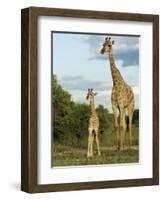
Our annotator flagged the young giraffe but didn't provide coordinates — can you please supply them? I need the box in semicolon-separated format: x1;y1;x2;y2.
86;88;101;158
100;37;135;150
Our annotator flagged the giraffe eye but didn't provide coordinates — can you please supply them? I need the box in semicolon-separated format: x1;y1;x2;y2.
108;44;111;47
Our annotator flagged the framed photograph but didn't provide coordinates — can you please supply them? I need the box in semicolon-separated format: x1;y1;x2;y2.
21;7;159;193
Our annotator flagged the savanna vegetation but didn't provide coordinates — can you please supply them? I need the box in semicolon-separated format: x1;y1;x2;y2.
52;75;139;167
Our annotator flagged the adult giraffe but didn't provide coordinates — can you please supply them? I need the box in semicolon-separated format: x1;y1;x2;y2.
100;37;135;150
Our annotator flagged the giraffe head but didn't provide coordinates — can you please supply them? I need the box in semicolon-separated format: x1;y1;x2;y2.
100;37;115;54
86;88;97;100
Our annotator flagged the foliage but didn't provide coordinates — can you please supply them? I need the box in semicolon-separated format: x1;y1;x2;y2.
53;75;90;146
96;104;110;134
52;75;139;148
53;75;112;147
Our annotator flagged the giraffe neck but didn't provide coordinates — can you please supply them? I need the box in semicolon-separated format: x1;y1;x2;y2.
108;51;124;85
89;99;96;115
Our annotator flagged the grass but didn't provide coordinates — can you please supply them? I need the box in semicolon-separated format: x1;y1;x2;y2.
53;145;139;167
52;126;139;167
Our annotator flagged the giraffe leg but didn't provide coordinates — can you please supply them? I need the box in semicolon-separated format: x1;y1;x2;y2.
95;129;101;156
112;104;119;150
119;109;126;150
128;101;134;148
122;110;126;149
87;129;93;158
90;132;94;157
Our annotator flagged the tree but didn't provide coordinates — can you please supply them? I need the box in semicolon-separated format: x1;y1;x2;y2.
52;75;73;142
52;75;112;147
96;105;110;134
52;75;90;146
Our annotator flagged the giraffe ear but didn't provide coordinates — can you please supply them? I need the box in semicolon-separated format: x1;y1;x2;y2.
112;40;115;45
94;92;98;96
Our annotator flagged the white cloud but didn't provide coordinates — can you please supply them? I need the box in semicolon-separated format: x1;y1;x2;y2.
86;35;139;67
61;76;112;91
68;85;139;113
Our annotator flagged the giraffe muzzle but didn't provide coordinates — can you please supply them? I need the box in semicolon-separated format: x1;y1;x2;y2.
100;48;105;54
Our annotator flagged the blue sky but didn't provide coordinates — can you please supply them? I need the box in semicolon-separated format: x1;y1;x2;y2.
52;32;139;112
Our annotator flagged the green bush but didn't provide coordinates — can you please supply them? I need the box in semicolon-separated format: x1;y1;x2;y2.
52;75;113;147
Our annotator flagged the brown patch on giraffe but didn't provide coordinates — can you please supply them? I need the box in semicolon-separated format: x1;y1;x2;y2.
125;87;128;93
128;93;131;99
117;85;123;93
